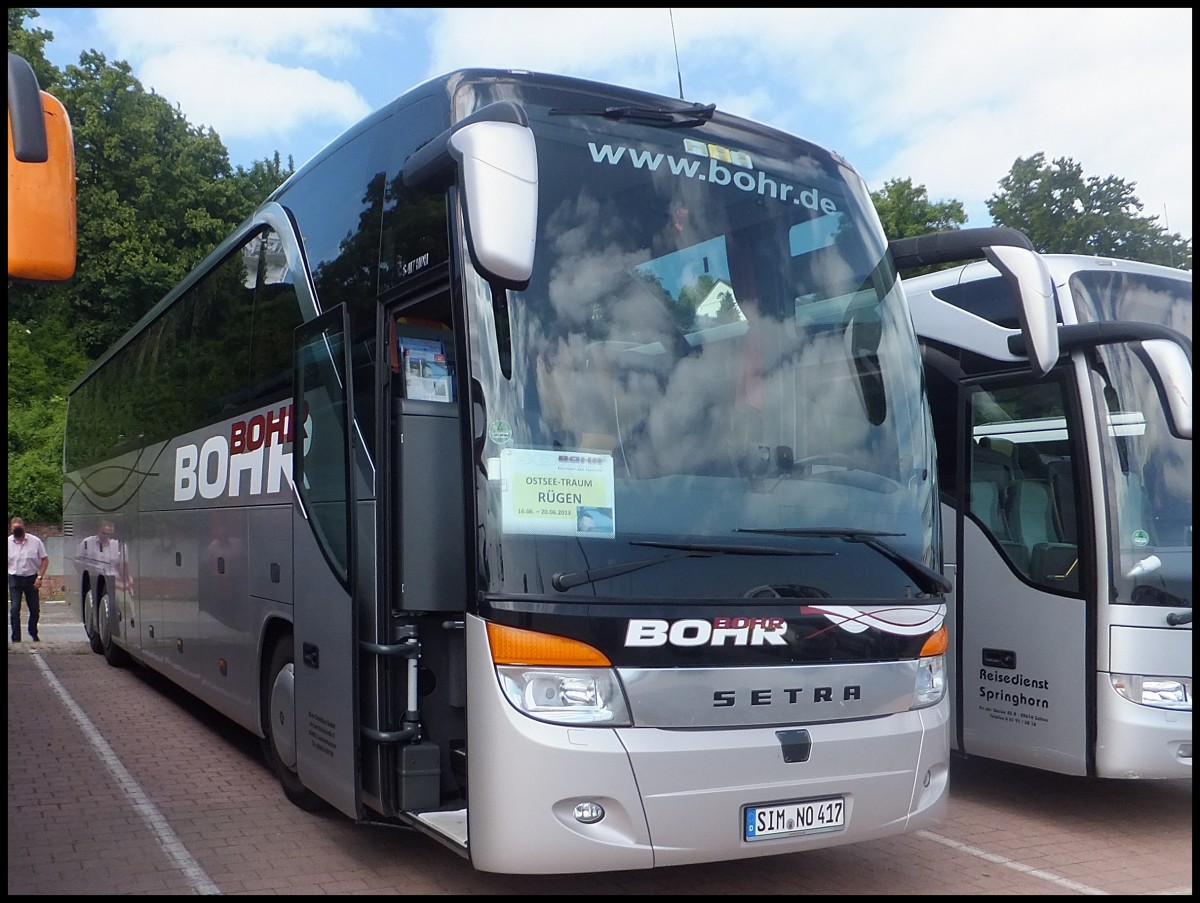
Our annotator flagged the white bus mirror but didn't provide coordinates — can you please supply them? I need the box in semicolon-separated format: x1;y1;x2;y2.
982;244;1059;378
889;227;1058;379
1140;339;1192;440
448;119;538;287
1057;323;1193;442
403;101;539;288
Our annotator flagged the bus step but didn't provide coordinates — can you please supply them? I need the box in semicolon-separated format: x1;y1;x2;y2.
413;807;468;847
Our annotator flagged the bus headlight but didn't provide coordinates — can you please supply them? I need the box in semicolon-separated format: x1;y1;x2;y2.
1110;673;1191;710
911;626;947;709
496;666;632;726
912;654;946;709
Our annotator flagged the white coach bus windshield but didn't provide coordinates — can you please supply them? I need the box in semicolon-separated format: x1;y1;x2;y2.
906;250;1191;780
65;69;963;875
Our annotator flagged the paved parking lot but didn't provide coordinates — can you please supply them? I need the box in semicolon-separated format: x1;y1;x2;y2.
9;600;1192;895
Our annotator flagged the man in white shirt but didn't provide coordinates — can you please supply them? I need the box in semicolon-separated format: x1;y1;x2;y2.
75;520;133;597
8;517;48;642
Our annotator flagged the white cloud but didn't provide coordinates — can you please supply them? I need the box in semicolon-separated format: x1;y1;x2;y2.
851;9;1192;234
425;8;682;82
36;7;1191;238
94;8;379;60
138;48;370;143
423;8;1192;239
87;8;378;160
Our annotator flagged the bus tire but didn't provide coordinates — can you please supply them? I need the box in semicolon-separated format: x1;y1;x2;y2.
97;582;129;667
262;636;325;811
83;581;104;654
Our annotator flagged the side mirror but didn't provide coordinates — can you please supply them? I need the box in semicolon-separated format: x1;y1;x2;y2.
1140;339;1192;440
890;227;1059;377
403;101;538;288
8;52;76;282
982;244;1058;377
1053;322;1192;441
448;119;537;287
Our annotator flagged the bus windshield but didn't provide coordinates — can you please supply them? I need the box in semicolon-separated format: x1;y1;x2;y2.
1071;270;1192;608
468;99;936;602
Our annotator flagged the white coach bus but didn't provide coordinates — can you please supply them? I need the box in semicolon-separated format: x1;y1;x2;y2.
904;248;1191;779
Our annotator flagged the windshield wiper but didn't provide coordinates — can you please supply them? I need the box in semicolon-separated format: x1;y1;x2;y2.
552;539;831;591
735;527;952;596
549;102;716;128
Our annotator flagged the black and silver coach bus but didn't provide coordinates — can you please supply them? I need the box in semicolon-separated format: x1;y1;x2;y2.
64;69;1057;873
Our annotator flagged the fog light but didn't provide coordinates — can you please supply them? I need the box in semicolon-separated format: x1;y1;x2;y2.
573;801;605;824
1110;673;1191;710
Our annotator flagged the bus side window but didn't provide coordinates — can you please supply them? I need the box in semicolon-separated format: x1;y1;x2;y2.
1009;478;1057;550
1009;475;1080;591
247;229;303;408
969;438;1032;573
970;479;1008;538
971;438;1015;523
1045;458;1077;544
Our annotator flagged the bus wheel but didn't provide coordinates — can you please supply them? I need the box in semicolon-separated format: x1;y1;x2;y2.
97;584;129;667
83;583;104;654
262;637;325;811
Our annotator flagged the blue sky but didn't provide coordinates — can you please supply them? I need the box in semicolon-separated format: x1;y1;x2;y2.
32;8;1193;240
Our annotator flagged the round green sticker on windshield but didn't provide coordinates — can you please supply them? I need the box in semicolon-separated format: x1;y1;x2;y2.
1132;529;1150;547
489;420;513;444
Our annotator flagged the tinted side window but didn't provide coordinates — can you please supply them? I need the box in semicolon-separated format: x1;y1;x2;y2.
277;96;447;460
247;230;302;409
933;276;1019;329
969;380;1081;593
190;241;257;422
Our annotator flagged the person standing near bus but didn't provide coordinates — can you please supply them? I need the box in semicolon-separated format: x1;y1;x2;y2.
8;516;48;642
75;520;131;593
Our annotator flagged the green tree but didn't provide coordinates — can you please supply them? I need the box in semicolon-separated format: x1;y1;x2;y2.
44;51;250;356
239;151;297;209
8;318;89;522
7;7;58;90
871;178;969;276
988;153;1191;269
871;177;968;241
7;11;295;522
10;12;295;356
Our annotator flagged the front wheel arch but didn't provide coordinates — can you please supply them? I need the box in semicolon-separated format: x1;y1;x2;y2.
260;631;325;811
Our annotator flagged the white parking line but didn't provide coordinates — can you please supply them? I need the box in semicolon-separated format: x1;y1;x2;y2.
31;652;221;895
917;829;1109;895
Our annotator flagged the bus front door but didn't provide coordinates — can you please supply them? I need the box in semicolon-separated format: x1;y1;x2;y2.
957;377;1092;775
292;307;363;818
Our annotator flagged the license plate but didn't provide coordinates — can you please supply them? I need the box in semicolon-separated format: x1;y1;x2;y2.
743;796;846;841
